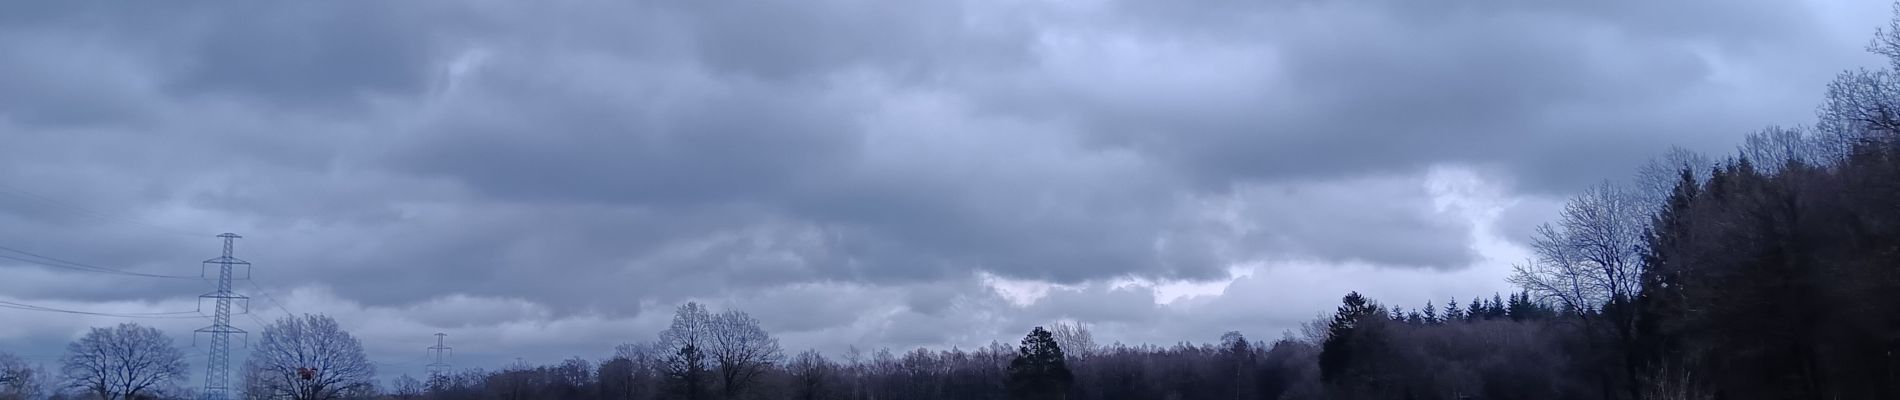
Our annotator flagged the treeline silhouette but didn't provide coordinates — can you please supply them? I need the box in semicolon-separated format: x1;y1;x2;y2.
395;294;1572;400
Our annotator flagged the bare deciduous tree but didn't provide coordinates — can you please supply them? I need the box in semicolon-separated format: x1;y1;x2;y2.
59;323;187;400
243;363;270;400
709;309;783;398
1636;146;1714;210
1511;181;1646;315
1510;180;1651;400
0;352;42;400
660;303;712;360
548;357;592;398
389;374;423;399
1298;312;1334;344
1739;126;1822;172
1049;321;1097;358
247;314;375;400
1511;226;1598;317
660;303;714;400
787;350;835;400
603;342;662;400
1819;8;1900;150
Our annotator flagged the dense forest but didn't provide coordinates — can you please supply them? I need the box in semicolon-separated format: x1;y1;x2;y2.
8;5;1900;400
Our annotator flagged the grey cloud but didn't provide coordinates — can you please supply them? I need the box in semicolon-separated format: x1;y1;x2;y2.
381;38;1233;285
0;34;161;128
969;0;1852;195
0;0;1887;376
1182;174;1480;270
0;1;463;114
1025;285;1163;325
1491;195;1566;247
164;2;447;109
659;0;1034;82
8;0;1818;304
385;57;863;207
728;283;888;334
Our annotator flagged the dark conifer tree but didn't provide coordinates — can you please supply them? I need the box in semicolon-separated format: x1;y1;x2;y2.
1635;167;1699;379
1320;292;1381;383
1007;327;1074;400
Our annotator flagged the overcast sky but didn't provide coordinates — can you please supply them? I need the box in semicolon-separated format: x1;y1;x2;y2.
0;0;1892;383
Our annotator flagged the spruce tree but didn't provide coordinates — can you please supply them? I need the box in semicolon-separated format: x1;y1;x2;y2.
1634;167;1699;378
1488;294;1507;319
1507;290;1550;321
1319;292;1381;383
1007;327;1074;400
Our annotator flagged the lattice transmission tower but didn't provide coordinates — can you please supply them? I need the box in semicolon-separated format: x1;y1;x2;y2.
196;233;250;400
427;332;453;377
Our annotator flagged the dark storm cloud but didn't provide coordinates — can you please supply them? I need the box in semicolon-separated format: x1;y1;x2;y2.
658;0;1034;82
165;3;446;109
0;1;464;114
385;64;863;208
971;0;1851;195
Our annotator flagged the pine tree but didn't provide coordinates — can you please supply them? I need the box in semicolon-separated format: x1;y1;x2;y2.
1444;298;1464;322
1422;301;1439;324
1507;291;1549;321
1634;167;1700;382
1320;292;1382;383
1007;327;1074;400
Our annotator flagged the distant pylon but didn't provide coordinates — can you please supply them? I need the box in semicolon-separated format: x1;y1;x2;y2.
427;333;453;377
196;233;250;400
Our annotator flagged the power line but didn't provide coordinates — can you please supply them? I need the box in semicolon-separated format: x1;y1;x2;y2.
0;300;199;315
0;300;204;319
242;309;274;339
246;279;296;320
1;353;66;361
0;244;196;279
374;354;436;368
0;247;197;279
